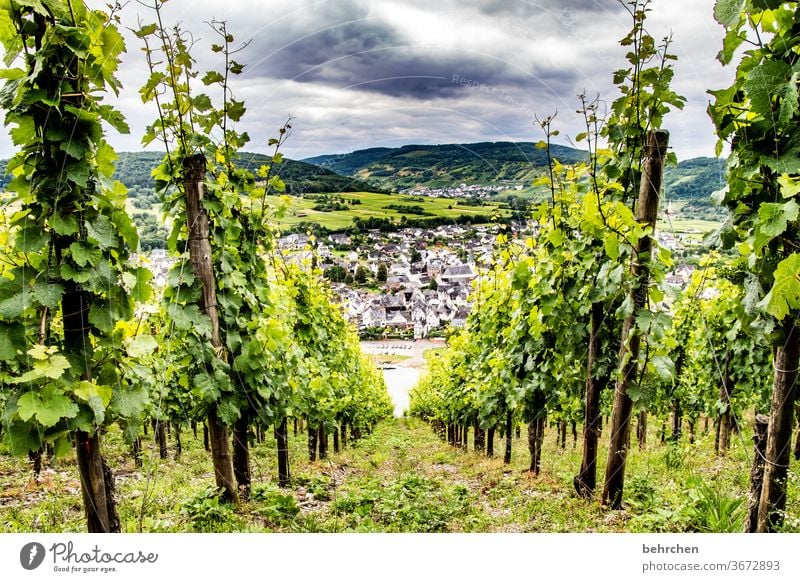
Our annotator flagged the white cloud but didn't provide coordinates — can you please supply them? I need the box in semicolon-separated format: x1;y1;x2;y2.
0;0;734;162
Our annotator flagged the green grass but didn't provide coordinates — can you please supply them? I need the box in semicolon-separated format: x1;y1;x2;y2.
277;192;510;230
0;418;797;532
659;217;722;234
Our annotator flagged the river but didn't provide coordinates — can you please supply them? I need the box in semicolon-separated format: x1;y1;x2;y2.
361;339;442;417
382;367;420;417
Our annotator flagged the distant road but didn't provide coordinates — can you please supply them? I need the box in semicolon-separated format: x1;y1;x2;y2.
360;339;442;369
361;340;443;417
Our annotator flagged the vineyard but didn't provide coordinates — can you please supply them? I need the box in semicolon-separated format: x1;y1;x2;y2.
0;0;799;535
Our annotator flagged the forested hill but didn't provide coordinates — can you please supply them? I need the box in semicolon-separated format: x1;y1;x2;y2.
110;151;382;193
662;156;726;202
303;141;727;201
303;141;587;189
0;149;726;203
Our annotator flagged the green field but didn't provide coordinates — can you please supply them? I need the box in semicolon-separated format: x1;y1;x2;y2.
658;217;721;234
277;192;510;230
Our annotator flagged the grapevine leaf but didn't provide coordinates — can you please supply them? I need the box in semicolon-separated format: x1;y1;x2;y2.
109;383;149;420
86;215;116;249
69;242;102;267
0;292;30;318
32;282;64;309
134;23;158;38
18;387;79;427
744;60;790;118
201;71;224;85
73;381;112;407
779;174;800;199
49;212;79;235
761;253;800;320
0;322;24;361
125;334;158;358
4;421;42;455
754;200;799;253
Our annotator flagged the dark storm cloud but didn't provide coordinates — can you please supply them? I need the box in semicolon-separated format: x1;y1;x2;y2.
245;2;581;100
0;0;728;161
474;0;611;15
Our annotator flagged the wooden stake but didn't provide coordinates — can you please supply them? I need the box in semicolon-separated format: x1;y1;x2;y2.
183;154;239;505
602;130;669;509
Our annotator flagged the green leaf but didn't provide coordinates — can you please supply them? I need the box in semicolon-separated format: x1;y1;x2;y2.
61;262;93;284
130;267;153;303
69;242;102;267
0;292;30;319
44;357;71;379
0;322;24;361
32;282;64;309
14;353;70;383
14;225;49;253
4;421;42;455
604;235;620;260
110;383;148;420
73;381;111;425
713;0;744;28
88;302;116;334
125;334;158;358
73;381;112;407
194;371;222;402
86;215;116;249
60;136;89;159
51;435;72;459
227;99;245;122
49;212;78;235
17;387;79;428
761;253;800;320
512;261;531;290
97;104;130;134
134;23;158;38
779;174;800;199
754;200;798;254
202;71;224;85
744;60;791;118
193;94;213;112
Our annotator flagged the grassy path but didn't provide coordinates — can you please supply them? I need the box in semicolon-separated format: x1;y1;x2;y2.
3;416;795;532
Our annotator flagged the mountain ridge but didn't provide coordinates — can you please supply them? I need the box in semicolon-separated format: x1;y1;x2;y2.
302;141;726;201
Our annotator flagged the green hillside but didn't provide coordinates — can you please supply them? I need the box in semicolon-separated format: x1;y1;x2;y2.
0;147;728;241
304;141;587;189
303;142;728;214
112;151;382;193
280;191;511;233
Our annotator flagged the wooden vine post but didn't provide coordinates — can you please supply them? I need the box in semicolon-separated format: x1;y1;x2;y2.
757;321;799;531
276;418;291;487
745;414;769;532
64;278;120;533
183;154;239;504
602;129;669;509
574;301;608;496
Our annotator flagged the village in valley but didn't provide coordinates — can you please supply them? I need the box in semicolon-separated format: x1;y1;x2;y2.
268;219;704;340
142;216;703;341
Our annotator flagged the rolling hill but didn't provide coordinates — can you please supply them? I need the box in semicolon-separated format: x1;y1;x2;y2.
303;142;727;207
304;141;587;189
111;151;382;194
0;151;382;194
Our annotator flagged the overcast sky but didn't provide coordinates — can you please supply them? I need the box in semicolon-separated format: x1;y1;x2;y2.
0;0;732;161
